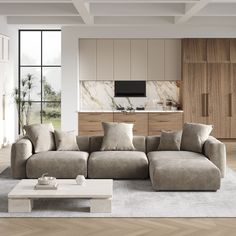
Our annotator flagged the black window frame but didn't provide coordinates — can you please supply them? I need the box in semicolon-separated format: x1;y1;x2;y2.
18;29;61;134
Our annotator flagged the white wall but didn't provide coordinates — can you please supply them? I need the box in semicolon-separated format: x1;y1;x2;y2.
0;16;15;146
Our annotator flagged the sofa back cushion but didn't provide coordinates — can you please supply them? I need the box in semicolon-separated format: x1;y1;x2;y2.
181;122;213;153
24;123;55;153
146;136;161;153
76;136;90;152
90;136;146;153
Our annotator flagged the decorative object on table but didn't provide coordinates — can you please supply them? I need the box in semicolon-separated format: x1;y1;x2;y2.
37;173;56;185
76;175;86;185
35;173;58;190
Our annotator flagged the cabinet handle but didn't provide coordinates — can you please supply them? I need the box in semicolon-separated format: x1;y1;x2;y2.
202;94;206;117
206;93;209;117
229;93;232;117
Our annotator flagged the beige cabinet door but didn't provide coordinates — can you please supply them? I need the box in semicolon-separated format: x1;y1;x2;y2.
165;39;181;81
97;39;114;81
131;39;147;81
79;39;96;81
147;39;164;80
114;39;131;80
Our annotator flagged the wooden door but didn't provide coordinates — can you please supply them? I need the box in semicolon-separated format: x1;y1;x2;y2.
207;63;231;138
183;63;207;124
131;39;147;80
114;39;131;80
97;39;114;80
147;39;164;80
79;39;96;81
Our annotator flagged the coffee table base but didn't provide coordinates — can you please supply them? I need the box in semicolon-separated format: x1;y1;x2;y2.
8;198;33;213
90;198;112;213
8;198;112;213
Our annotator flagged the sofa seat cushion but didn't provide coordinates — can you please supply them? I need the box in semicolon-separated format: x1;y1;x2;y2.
26;151;88;178
88;151;148;179
148;151;221;191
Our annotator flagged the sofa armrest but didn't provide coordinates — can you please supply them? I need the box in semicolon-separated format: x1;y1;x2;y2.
11;138;33;179
203;136;226;178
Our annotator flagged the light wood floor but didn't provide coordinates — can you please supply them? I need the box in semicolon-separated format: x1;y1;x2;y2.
0;143;236;236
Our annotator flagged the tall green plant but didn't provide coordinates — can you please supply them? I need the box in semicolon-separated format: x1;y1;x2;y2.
13;74;34;134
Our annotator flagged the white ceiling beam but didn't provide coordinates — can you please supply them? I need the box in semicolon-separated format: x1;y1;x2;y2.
7;15;84;24
85;0;197;2
0;3;78;16
72;0;94;24
0;0;71;2
90;3;185;16
197;3;236;16
175;0;212;24
95;16;174;24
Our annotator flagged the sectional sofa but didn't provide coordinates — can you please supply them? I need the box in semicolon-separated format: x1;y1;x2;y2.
11;135;226;191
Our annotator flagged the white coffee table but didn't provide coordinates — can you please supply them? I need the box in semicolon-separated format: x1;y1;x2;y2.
8;179;113;213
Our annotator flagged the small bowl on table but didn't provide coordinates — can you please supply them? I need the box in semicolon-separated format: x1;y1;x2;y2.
38;174;56;185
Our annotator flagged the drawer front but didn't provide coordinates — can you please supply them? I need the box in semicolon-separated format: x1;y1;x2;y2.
114;113;148;135
78;112;113;135
148;112;183;135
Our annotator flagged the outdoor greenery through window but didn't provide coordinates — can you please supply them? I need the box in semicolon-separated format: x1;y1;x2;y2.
18;30;61;133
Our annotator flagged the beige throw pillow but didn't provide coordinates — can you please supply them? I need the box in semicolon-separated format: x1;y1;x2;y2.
181;122;213;153
24;123;55;153
101;122;135;151
54;130;79;151
158;131;182;151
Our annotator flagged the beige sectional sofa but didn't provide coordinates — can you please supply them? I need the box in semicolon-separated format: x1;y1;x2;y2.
11;135;226;191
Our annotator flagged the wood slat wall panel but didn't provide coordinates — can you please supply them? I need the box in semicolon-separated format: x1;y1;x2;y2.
207;39;230;63
182;39;207;63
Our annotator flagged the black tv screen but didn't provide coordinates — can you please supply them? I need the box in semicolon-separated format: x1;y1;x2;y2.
115;81;146;97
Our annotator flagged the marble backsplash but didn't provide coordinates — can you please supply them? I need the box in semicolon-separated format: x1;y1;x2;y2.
80;81;180;111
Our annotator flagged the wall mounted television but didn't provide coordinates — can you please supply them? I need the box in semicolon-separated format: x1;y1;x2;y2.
114;81;146;97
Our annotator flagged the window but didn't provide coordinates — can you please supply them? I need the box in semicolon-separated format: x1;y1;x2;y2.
19;30;61;132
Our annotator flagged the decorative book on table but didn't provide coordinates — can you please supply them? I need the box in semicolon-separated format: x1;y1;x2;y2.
34;183;58;190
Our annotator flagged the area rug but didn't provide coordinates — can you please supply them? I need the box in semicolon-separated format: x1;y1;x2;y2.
1;167;236;217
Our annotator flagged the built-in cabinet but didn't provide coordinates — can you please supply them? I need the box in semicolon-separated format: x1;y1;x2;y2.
183;38;236;138
79;39;181;81
0;34;9;62
78;112;183;136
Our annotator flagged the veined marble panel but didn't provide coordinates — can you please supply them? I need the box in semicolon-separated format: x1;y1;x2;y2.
80;81;180;111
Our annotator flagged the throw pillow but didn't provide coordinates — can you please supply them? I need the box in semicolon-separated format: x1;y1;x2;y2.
158;130;182;151
24;123;55;153
54;130;79;151
181;122;213;153
101;122;135;151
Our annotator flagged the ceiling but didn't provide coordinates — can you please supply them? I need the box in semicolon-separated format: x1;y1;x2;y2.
1;0;236;26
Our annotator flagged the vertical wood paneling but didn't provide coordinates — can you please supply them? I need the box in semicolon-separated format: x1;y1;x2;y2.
207;63;231;138
183;63;207;124
231;64;236;138
182;39;207;63
230;39;236;63
207;39;230;63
